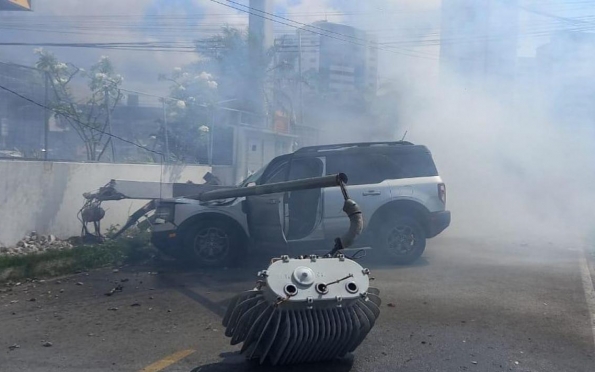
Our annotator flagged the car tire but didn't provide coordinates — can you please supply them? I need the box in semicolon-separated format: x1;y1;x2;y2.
182;220;243;268
374;215;426;265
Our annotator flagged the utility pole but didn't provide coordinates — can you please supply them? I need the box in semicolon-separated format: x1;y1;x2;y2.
208;106;215;166
298;29;303;125
162;101;169;163
104;87;115;162
43;71;49;160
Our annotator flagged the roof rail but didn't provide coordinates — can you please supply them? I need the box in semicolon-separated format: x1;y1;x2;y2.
295;141;415;154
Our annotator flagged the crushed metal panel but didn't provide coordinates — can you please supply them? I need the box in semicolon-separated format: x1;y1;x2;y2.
91;180;222;200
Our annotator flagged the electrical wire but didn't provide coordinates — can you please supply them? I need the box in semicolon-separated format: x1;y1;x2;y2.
0;83;164;157
207;0;438;60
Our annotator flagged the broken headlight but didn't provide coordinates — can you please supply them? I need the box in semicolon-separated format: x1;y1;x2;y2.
154;203;175;224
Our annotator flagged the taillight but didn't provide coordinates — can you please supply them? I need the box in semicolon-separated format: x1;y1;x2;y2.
438;183;446;204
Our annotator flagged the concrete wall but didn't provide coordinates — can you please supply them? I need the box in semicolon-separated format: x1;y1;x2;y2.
0;160;210;246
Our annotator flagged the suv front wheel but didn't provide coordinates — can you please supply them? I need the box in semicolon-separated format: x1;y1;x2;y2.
182;220;243;268
374;216;426;265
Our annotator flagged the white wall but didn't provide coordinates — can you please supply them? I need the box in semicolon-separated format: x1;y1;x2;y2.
0;160;210;246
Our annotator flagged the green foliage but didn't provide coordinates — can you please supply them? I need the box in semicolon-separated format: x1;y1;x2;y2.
0;226;154;281
34;49;124;161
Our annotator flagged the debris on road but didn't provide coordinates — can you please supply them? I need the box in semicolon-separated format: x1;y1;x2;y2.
104;284;123;296
131;302;141;307
8;344;20;350
0;232;73;257
42;341;53;347
107;307;118;311
76;282;84;286
471;361;478;365
112;269;119;273
387;302;396;307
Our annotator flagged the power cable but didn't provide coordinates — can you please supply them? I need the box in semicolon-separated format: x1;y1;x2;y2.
207;0;438;60
0;83;164;157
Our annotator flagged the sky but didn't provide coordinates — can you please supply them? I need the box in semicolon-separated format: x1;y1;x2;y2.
1;0;594;93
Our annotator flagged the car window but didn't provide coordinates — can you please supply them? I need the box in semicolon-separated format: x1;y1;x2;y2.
325;151;438;184
259;159;289;184
394;152;439;178
326;153;396;185
288;157;324;181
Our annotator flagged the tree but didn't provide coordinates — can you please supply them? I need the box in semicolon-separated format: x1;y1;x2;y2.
154;67;219;163
35;49;123;161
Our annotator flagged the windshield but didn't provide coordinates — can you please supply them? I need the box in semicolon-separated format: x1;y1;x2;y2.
237;163;267;187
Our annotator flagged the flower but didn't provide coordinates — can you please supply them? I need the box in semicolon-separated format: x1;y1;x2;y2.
176;100;186;109
198;71;212;81
199;125;210;133
207;80;218;89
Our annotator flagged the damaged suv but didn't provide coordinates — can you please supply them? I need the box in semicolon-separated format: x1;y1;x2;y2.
151;141;450;267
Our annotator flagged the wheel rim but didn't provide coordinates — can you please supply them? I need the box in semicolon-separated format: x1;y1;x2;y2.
387;225;417;256
193;227;230;264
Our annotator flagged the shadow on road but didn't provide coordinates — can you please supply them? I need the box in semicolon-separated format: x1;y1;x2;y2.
189;352;355;372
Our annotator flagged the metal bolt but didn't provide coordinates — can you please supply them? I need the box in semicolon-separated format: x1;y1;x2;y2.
281;255;290;262
362;268;370;275
257;270;269;277
338;254;345;261
310;254;317;262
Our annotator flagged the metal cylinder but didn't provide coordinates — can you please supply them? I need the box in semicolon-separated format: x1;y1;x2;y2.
222;255;381;365
198;173;348;202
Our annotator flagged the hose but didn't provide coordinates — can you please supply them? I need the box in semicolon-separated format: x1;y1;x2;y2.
339;199;363;249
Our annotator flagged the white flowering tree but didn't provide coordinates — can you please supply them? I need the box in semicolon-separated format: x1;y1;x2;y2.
156;67;218;163
35;49;123;161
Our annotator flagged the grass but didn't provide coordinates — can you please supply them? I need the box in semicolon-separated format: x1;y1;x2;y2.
0;227;156;282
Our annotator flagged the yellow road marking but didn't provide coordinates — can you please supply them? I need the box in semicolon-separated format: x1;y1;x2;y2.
139;349;196;372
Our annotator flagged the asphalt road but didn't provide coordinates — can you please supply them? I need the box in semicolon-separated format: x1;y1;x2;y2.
1;235;594;372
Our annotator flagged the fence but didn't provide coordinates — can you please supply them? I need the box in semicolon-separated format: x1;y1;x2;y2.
0;159;211;247
0;61;50;159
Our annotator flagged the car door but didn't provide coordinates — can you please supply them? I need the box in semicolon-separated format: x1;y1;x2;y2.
322;152;394;245
245;155;290;247
285;156;325;241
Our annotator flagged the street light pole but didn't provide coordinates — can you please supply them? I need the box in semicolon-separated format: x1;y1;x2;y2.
163;101;169;163
43;71;49;160
208;106;214;166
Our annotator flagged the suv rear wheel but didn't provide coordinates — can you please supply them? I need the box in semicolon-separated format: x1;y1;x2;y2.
374;215;426;264
182;220;243;268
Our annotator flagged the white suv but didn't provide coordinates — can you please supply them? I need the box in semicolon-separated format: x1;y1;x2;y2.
151;141;450;267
